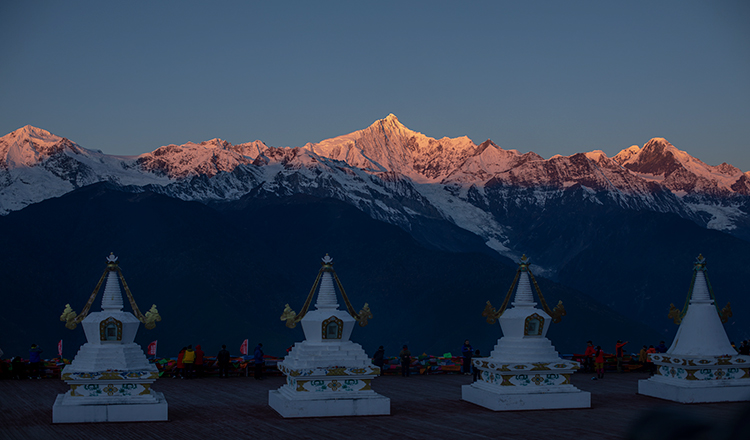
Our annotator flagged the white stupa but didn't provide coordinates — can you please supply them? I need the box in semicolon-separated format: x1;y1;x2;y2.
639;254;750;403
53;253;167;423
462;255;590;411
268;254;390;418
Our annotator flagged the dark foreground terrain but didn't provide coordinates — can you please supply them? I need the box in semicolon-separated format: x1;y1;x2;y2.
1;372;748;440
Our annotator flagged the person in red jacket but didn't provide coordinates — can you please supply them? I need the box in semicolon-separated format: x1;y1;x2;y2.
615;340;629;373
583;341;596;373
194;345;205;378
175;347;186;379
594;346;605;379
646;345;657;375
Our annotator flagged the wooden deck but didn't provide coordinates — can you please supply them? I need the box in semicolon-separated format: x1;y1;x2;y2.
0;372;747;439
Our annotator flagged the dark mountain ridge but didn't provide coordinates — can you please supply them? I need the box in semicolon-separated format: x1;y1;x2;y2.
0;183;662;360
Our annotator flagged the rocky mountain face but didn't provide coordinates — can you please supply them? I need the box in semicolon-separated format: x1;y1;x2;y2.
2;116;749;267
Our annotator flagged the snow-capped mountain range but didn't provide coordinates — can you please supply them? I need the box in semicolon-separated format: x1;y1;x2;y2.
3;115;749;265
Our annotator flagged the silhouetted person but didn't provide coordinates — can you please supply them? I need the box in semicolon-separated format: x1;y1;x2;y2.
615;340;629;373
399;345;411;377
594;346;605;379
183;345;195;379
639;345;648;370
646;345;657;375
194;344;205;378
217;345;230;378
373;346;386;376
472;349;481;382
175;347;186;378
254;343;264;380
583;341;596;373
28;344;43;379
462;340;473;375
655;340;668;353
11;356;25;380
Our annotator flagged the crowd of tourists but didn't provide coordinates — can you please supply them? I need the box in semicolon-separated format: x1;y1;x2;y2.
579;339;671;379
171;343;265;380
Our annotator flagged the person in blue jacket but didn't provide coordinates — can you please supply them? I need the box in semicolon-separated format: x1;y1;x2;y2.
655;341;668;353
254;343;264;380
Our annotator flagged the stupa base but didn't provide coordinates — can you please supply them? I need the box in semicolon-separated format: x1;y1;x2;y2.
268;388;390;418
52;391;168;423
638;377;750;403
461;382;591;411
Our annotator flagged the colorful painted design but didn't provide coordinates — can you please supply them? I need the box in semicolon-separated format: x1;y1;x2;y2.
286;377;372;393
480;371;569;387
70;382;149;398
62;370;158;381
279;365;378;377
473;361;578;373
657;365;748;381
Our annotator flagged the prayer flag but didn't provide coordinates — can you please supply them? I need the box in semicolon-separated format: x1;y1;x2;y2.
240;339;248;355
147;340;158;356
58;339;63;358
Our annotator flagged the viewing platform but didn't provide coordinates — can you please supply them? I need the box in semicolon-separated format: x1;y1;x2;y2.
1;372;747;439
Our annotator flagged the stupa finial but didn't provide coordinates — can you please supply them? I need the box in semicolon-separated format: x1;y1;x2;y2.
694;254;706;270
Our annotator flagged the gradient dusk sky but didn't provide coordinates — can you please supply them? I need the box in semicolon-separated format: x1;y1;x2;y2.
1;1;749;169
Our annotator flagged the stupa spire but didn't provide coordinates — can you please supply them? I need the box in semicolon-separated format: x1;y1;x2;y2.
101;254;124;311
668;254;731;325
690;254;712;304
314;255;340;310
512;255;536;306
101;272;124;311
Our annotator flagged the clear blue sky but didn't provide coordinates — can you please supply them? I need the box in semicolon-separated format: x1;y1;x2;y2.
2;1;749;170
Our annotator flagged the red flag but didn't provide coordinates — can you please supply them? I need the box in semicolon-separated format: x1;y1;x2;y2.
58;340;63;358
147;340;158;356
240;339;248;355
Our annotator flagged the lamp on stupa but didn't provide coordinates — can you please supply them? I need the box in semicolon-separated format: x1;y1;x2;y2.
462;254;591;411
52;253;167;423
269;254;390;418
638;254;750;403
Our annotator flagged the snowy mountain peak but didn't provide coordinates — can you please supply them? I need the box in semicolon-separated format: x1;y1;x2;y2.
14;125;58;140
616;137;690;176
136;138;260;179
584;150;609;162
199;138;232;149
612;137;746;195
613;145;640;164
302;115;481;183
0;125;77;168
